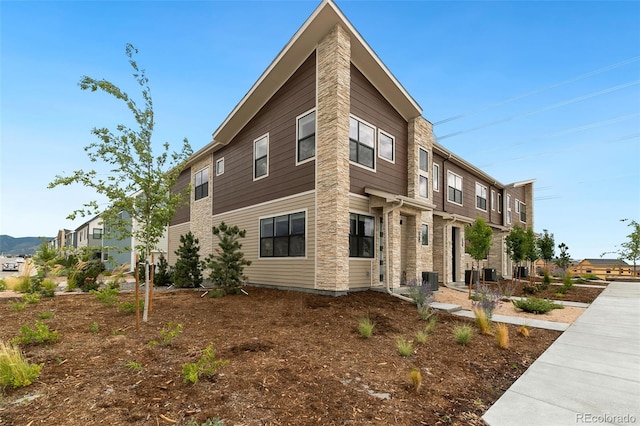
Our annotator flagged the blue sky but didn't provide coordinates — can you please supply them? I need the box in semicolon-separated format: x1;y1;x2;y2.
1;0;638;261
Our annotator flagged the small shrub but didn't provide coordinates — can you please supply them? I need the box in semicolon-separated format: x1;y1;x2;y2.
496;279;517;298
182;344;228;384
415;329;429;344
0;279;7;291
186;419;224;426
207;288;225;299
9;301;27;312
90;286;119;307
512;297;563;314
517;324;530;337
0;341;42;390
16;276;32;293
472;306;493;335
40;279;57;297
358;317;375;338
496;323;509;349
90;322;100;334
581;273;600;281
22;293;41;305
126;361;142;371
117;300;144;314
159;322;183;346
11;321;59;345
38;311;54;320
522;285;538;295
396;337;413;357
409;368;422;392
472;282;501;319
453;324;473;345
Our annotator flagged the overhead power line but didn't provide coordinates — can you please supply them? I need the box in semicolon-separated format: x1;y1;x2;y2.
437;80;640;141
433;56;640;126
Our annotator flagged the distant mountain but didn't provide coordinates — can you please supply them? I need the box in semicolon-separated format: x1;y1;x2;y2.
0;235;51;255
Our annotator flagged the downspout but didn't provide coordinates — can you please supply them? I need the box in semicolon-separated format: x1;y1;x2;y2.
384;200;414;303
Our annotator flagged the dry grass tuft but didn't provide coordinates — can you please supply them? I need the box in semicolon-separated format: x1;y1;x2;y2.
496;323;510;349
409;368;422;392
473;306;493;335
518;324;530;337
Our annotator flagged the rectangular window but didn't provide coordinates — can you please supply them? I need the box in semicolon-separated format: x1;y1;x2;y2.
515;199;521;214
507;194;512;224
419;148;428;172
476;183;487;211
418;148;429;198
447;171;463;205
491;190;496;211
260;212;305;257
92;229;103;239
254;134;269;180
497;193;503;213
433;163;440;192
194;167;209;200
349;213;375;258
421;224;428;246
520;202;527;222
349;116;375;169
215;158;224;176
378;130;394;163
297;110;315;163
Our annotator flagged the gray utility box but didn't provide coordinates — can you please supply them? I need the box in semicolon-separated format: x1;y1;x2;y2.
421;271;439;291
484;268;498;282
465;270;479;286
516;266;529;278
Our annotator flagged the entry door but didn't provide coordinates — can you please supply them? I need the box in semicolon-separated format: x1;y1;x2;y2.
452;226;459;282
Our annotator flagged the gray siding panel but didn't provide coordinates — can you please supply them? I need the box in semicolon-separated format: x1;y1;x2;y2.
170;167;191;226
213;53;317;215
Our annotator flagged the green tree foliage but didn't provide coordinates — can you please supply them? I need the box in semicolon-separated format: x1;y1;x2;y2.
205;223;252;295
506;225;527;281
48;44;192;321
555;242;571;272
154;254;172;287
604;219;640;274
33;240;60;278
466;218;493;287
536;229;555;271
524;227;538;285
173;232;203;289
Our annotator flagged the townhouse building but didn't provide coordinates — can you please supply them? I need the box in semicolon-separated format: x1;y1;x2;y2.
168;0;534;294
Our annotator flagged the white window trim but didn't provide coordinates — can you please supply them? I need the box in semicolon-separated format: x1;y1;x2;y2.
497;193;503;213
349;114;377;172
215;157;224;176
253;133;269;181
433;163;440;192
491;190;496;211
515;199;521;213
377;129;395;164
418;147;429;198
507;194;512;224
295;108;316;166
475;182;488;212
447;170;463;206
194;166;210;201
258;208;308;260
519;201;527;222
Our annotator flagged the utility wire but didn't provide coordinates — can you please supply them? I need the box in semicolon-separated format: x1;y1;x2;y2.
437;80;640;140
433;56;640;126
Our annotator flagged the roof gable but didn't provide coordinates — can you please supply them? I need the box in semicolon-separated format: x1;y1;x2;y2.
207;0;422;154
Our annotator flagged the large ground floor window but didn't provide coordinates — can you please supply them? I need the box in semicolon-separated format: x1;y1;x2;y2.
349;213;375;258
260;212;305;257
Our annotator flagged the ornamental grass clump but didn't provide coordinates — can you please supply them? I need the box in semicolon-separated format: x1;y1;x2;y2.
357;317;375;338
518;324;530;337
453;324;473;345
409;368;422;392
495;323;509;349
0;341;42;390
472;306;493;336
396;337;414;357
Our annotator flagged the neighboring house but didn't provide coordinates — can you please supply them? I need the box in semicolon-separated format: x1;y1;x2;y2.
168;0;534;294
570;258;638;280
75;214;103;259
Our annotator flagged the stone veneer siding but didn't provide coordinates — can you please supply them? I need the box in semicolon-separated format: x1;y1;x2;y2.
315;24;351;292
407;117;435;200
190;155;214;267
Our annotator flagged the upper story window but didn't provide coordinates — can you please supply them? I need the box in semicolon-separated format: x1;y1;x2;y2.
497;193;503;213
419;148;429;198
507;194;512;224
476;183;488;211
215;158;224;176
260;212;306;257
349;116;375;169
519;202;527;222
378;130;394;163
297;110;315;163
491;190;496;211
349;213;375;258
447;171;463;205
433;163;440;192
92;228;103;239
254;134;269;180
194;167;209;200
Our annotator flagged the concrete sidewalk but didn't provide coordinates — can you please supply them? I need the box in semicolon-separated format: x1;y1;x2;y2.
483;281;640;426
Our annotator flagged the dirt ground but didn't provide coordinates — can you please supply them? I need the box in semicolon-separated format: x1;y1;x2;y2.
0;283;601;426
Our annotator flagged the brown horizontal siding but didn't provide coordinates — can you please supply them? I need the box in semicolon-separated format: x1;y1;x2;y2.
506;185;527;226
213;52;316;215
349;64;408;196
170;167;191;226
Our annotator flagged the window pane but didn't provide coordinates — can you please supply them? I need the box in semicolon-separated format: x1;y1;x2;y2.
379;133;393;161
349;139;358;162
363;216;374;237
216;159;224;175
255;157;267;178
195;171;202;186
359;144;374;168
274;237;289;256
202;167;209;184
421;224;428;245
289;235;305;256
298;136;315;162
275;215;289;236
299;112;315;139
255;138;267;158
290;212;305;235
419;149;428;172
360;236;374;258
349;235;358;257
419;175;428;198
349;117;358;140
350;214;357;235
433;164;439;190
260;218;274;238
360;123;374;147
260;238;273;257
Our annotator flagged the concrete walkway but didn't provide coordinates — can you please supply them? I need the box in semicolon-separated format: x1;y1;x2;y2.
483;281;640;426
